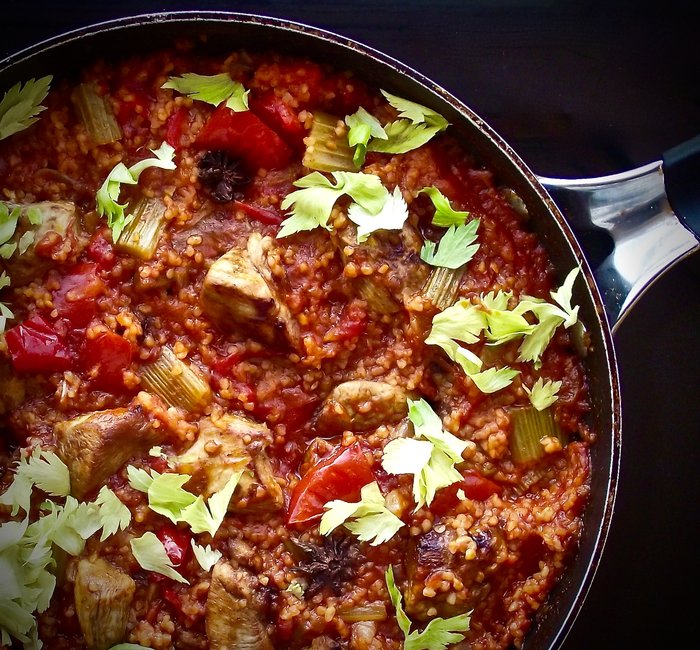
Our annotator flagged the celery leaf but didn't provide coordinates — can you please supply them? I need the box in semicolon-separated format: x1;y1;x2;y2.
420;220;480;269
162;73;249;111
418;186;470;227
347;185;408;243
525;377;562;411
131;532;189;584
94;486;131;541
0;76;52;141
345;106;387;167
190;540;222;572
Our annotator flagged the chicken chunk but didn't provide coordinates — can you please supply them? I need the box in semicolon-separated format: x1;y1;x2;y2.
206;562;274;650
74;557;135;650
54;400;165;500
177;414;283;513
316;380;409;432
0;201;82;286
201;233;299;347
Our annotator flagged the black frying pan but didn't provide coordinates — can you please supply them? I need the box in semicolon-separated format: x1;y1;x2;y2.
1;12;697;650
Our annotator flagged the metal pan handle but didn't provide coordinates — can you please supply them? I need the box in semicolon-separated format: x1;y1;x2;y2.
538;136;700;331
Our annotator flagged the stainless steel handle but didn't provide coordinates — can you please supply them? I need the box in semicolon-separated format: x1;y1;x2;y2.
539;161;699;331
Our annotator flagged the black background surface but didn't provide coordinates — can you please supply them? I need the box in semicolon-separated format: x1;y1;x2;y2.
3;1;699;648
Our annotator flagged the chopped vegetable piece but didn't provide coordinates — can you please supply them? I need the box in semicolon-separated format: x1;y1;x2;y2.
418;186;470;227
162;73;249;111
381;399;469;510
115;196;167;259
0;76;52;141
278;170;388;238
0;271;13;333
337;602;388;622
195;104;292;171
250;91;308;151
385;565;470;650
139;346;212;412
4;314;71;374
51;262;106;327
525;377;562;410
420;220;480;269
94;486;131;541
130;532;189;584
71;82;122;145
302;111;357;172
191;540;222;572
79;330;132;392
420;265;466;311
509;406;567;464
156;525;191;568
319;481;404;545
287;442;375;525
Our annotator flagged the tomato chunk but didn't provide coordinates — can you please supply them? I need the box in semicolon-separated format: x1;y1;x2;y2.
250;92;307;151
52;262;106;327
5;315;71;374
287;442;375;525
80;331;132;392
196;105;292;171
165;106;188;149
429;470;503;516
156;525;191;568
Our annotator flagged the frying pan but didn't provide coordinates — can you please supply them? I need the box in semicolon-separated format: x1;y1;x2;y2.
0;11;697;650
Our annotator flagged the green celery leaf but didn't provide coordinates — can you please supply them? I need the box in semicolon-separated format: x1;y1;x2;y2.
0;203;21;246
420;220;480;269
368;120;443;155
425;298;487;347
0;76;52;141
162;73;249;111
468;366;519;394
418;186;470;227
345;106;387;167
126;465;158;492
94;486;132;541
146;473;196;523
347;185;408;243
525;377;562;411
380;90;449;130
385;566;412;637
130;532;189;584
320;481;404;546
190;540;222;572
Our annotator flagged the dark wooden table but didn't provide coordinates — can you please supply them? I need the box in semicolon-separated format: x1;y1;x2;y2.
4;1;698;647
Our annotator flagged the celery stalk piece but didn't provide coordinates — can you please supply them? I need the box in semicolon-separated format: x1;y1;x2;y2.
140;347;212;413
302;111;358;172
338;602;388;622
115;197;167;260
509;406;567;464
71;82;122;145
421;264;466;311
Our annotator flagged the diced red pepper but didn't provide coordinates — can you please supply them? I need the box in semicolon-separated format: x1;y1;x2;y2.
5;314;71;374
156;525;191;568
232;200;283;226
250;92;307;151
287;442;375;525
52;262;106;327
428;470;503;516
195;105;293;171
79;331;132;392
165;106;188;149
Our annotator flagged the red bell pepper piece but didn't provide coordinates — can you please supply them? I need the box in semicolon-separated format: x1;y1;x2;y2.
80;331;132;392
5;314;71;374
232;200;283;226
287;442;375;525
195;105;292;171
156;525;191;568
165;106;188;149
52;262;106;327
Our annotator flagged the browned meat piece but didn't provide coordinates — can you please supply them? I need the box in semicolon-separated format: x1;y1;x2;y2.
316;380;409;432
54;400;165;500
177;414;283;513
206;562;274;650
0;201;82;286
74;557;135;650
201;233;299;347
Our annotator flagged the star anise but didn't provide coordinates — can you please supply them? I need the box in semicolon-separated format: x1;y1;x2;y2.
291;535;361;597
197;150;250;202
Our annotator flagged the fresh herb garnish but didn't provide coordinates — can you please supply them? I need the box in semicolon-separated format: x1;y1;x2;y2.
345;106;387;167
0;76;52;141
0;271;13;334
320;481;404;545
93;486;132;542
130;532;189;584
525;377;562;411
418;186;470;227
190;540;222;572
278;170;388;238
96;141;176;241
381;399;469;510
347;185;409;243
385;565;471;650
420;220;480;269
162;72;249;111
